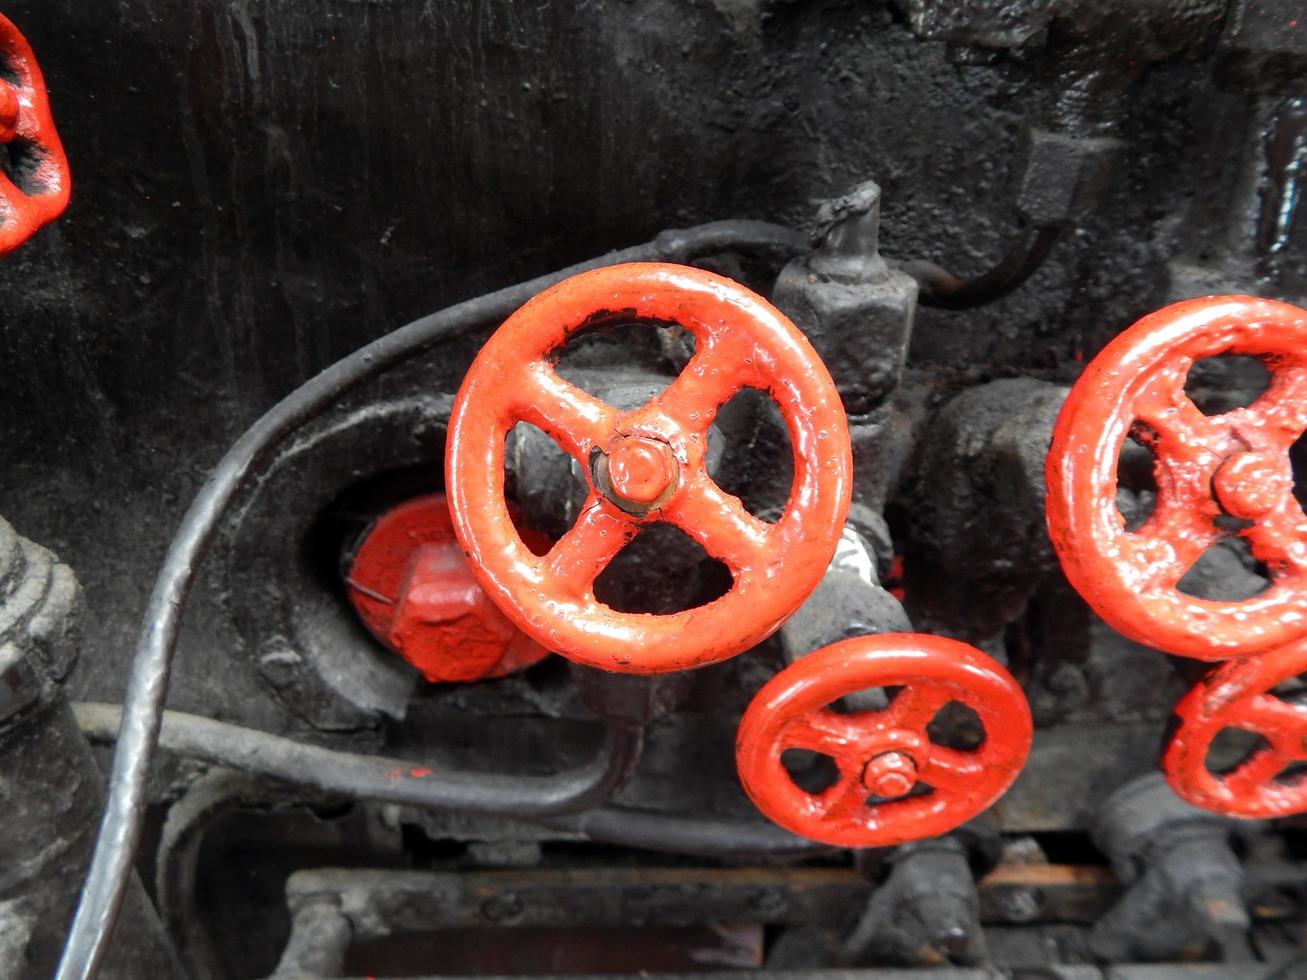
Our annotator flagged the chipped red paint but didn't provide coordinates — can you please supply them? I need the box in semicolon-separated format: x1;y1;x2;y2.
346;494;552;683
1046;296;1307;660
445;263;852;674
0;14;70;256
735;633;1032;849
1164;639;1307;819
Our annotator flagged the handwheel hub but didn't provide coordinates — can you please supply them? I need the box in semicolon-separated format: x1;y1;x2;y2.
1213;450;1290;521
862;750;917;799
601;435;679;510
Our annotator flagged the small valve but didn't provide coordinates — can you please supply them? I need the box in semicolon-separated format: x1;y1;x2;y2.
735;634;1032;848
346;494;551;683
1045;296;1307;660
0;14;71;255
1164;639;1307;819
445;262;852;674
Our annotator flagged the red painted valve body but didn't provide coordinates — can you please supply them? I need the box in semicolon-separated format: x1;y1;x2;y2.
735;634;1032;848
1164;639;1307;818
445;262;852;674
1046;296;1307;660
0;14;70;255
346;494;551;683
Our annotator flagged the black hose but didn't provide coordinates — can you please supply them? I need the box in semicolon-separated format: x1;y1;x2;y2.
75;702;826;863
55;219;807;980
901;224;1064;310
74;702;644;816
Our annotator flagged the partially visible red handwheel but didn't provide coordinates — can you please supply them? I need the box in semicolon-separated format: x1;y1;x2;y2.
1046;296;1307;660
1164;639;1307;819
446;262;852;674
735;634;1032;848
0;14;70;256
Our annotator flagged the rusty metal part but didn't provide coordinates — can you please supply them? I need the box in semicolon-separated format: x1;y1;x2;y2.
735;634;1032;848
1164;639;1307;818
0;14;69;256
1046;295;1307;660
346;494;551;683
445;262;852;674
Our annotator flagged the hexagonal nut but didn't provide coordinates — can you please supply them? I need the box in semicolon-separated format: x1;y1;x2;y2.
1015;128;1123;227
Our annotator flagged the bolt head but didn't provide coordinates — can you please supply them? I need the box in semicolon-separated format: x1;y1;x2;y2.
605;436;678;507
862;750;918;799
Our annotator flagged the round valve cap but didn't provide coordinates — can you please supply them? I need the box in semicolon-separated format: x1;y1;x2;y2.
346;494;552;683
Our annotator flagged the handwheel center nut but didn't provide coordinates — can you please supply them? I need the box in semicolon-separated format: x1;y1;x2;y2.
1213;450;1291;520
602;435;679;509
862;750;917;799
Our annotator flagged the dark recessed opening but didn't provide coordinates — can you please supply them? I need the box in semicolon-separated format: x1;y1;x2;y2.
927;701;984;751
553;317;694;401
710;388;793;523
1184;354;1272;416
307;463;444;597
781;748;840;794
593;522;731;613
0;139;49;197
1206;727;1271;776
1292;429;1307;516
506;421;589;542
1117;425;1159;531
344;924;764;976
1176;536;1271;600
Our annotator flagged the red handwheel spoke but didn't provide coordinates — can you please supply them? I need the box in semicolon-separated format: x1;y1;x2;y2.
816;774;870;822
544;498;637;596
1223;747;1290;797
920;746;986;794
515;366;618;463
661;472;773;571
887;684;952;733
779;710;864;753
1255;360;1307;447
656;331;758;434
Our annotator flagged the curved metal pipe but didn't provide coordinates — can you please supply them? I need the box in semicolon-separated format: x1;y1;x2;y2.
900;224;1064;310
74;702;643;818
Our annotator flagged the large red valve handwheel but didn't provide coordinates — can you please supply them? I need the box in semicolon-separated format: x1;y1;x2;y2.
1164;639;1307;819
445;262;852;674
0;14;70;256
735;634;1032;848
1046;296;1307;660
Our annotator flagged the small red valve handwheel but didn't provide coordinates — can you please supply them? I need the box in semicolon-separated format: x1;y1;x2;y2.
735;634;1032;848
346;494;552;683
446;263;852;674
1046;296;1307;660
1164;638;1307;818
0;14;71;256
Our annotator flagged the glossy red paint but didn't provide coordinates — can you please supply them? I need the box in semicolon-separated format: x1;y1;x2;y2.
735;634;1033;849
1046;296;1307;660
445;262;852;674
1164;639;1307;819
0;14;70;256
346;494;551;683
